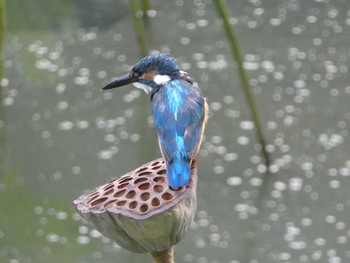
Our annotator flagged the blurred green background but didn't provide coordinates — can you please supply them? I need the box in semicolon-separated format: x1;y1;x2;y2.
1;0;350;262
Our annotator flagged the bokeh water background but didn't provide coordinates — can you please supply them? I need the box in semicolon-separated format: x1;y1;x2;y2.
1;0;350;262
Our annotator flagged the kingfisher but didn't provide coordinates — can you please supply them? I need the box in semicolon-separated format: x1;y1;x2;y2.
102;53;208;189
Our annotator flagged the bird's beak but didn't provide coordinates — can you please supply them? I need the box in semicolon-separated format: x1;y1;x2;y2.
101;73;137;90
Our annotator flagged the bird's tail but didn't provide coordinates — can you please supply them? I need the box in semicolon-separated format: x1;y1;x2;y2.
166;157;191;189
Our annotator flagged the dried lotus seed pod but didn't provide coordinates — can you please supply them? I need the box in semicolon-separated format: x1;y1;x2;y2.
73;158;198;254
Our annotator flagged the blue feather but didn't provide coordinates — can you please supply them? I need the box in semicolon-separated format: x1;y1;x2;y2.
152;79;205;188
166;156;191;189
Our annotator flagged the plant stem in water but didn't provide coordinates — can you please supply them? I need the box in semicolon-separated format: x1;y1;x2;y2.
129;0;150;57
0;0;6;181
213;0;271;168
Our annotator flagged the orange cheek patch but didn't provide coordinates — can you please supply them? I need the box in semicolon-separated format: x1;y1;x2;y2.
142;71;158;80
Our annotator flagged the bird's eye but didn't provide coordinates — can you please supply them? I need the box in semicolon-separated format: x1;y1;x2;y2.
131;71;139;78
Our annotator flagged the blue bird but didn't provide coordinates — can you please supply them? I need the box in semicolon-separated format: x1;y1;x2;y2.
102;53;208;189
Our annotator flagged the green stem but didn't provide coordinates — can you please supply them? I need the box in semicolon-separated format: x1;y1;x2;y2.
0;0;5;80
129;0;158;163
0;0;6;178
213;0;271;168
140;0;151;16
214;1;274;262
140;0;151;27
129;0;149;57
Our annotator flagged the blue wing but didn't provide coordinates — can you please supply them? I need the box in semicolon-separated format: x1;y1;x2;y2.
152;79;205;188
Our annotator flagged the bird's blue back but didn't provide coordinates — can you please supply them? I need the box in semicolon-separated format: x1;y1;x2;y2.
152;79;205;188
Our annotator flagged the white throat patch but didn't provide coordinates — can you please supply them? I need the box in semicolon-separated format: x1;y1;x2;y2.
132;74;171;94
133;82;152;94
154;74;171;85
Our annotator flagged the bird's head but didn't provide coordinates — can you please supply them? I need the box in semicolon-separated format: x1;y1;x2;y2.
102;53;181;94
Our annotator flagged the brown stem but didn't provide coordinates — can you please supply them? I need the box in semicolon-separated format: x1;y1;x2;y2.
150;247;174;263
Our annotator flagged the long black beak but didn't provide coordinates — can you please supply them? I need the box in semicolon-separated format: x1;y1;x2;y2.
101;73;138;90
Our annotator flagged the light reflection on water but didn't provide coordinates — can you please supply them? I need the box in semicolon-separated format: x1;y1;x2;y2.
2;0;350;262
